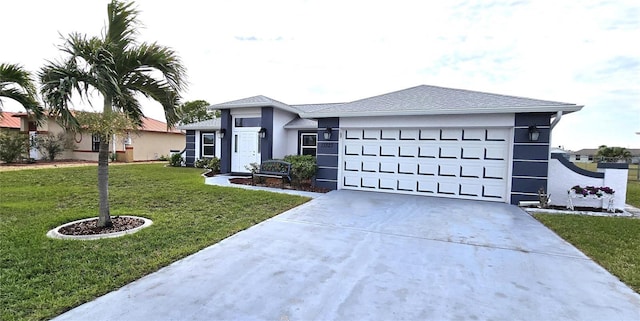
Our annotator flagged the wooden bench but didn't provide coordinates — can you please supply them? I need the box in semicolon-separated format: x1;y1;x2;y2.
252;160;292;187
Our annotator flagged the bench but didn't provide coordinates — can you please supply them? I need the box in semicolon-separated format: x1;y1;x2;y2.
252;160;292;188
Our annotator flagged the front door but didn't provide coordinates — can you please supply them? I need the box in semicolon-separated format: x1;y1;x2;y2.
29;131;39;160
231;129;261;173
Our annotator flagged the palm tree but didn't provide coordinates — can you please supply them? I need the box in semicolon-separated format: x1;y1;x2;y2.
40;0;186;227
0;63;43;119
596;145;632;162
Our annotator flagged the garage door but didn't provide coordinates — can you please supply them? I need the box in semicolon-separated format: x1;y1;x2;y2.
341;128;510;202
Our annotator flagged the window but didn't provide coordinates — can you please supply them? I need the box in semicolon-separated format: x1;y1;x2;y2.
92;134;100;152
575;155;581;161
588;155;593;161
234;135;238;153
234;117;261;127
201;132;215;157
300;133;317;156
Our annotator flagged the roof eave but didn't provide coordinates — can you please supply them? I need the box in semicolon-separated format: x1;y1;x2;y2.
176;123;221;130
300;105;584;119
207;102;301;115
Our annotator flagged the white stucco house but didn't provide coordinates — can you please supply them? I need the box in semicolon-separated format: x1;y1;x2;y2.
178;84;585;205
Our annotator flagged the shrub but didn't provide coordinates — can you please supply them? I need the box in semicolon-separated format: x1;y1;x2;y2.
245;162;263;183
206;157;221;173
169;153;183;167
33;132;75;161
0;130;28;163
157;154;169;161
194;158;208;168
283;154;317;186
245;162;260;174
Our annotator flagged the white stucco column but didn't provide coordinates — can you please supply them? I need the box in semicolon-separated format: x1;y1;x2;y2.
598;164;629;210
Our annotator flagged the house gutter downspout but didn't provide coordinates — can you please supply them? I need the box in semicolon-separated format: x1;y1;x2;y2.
550;111;563;129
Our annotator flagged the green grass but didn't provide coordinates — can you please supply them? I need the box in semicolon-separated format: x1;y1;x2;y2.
574;162;639;182
534;214;640;294
627;181;640;208
0;164;309;321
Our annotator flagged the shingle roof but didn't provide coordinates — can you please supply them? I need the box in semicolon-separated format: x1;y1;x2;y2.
290;103;346;113
0;112;21;129
283;118;317;129
300;85;582;118
177;118;221;130
205;85;582;119
208;95;300;114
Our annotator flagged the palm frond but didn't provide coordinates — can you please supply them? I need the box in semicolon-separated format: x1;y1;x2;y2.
39;59;96;130
120;43;187;93
124;72;181;126
105;0;139;52
0;63;43;120
112;89;144;126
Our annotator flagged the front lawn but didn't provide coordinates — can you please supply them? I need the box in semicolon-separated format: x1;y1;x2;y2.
534;214;640;294
0;164;309;321
627;181;640;208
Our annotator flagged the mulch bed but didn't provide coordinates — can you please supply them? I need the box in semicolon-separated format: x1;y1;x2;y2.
228;177;331;193
58;216;144;236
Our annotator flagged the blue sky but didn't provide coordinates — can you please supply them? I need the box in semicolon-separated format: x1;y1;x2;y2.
2;0;638;150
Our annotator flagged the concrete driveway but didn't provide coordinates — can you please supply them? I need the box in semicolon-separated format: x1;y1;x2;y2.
54;190;640;320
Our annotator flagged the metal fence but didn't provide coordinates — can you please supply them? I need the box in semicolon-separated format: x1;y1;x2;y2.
629;165;639;182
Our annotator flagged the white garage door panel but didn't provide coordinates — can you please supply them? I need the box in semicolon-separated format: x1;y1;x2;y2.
340;127;510;202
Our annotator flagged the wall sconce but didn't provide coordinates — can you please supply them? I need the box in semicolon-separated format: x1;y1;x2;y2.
218;128;226;139
528;125;540;141
323;127;332;140
258;127;267;139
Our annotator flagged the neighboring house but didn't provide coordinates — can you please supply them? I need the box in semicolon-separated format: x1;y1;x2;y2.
570;148;640;164
0;112;21;131
569;149;597;163
179;84;583;205
14;113;184;162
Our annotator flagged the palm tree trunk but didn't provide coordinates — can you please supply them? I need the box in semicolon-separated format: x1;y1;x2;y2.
97;98;113;228
96;137;112;227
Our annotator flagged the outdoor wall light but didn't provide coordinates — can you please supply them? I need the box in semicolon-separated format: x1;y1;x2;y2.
218;128;226;139
259;127;267;139
528;125;540;141
323;127;332;140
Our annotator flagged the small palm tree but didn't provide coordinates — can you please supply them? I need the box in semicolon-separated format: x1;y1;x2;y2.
40;0;186;227
0;63;43;119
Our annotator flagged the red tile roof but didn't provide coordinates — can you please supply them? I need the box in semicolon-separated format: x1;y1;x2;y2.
0;112;21;129
5;111;182;134
141;117;183;134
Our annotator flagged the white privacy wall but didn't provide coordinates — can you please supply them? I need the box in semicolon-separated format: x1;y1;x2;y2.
548;158;628;210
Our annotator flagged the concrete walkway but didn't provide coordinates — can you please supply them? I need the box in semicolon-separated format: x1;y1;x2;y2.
204;174;325;198
53;190;640;320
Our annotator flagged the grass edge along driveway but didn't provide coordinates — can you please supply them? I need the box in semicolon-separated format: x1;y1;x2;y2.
534;213;640;294
0;164;309;321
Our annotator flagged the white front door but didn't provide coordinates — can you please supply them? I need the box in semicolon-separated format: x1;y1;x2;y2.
232;129;261;173
29;131;40;160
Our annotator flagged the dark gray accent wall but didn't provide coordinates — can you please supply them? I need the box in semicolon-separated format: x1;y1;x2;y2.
220;109;232;173
315;118;339;190
597;162;629;169
185;130;196;167
510;113;552;205
261;107;273;161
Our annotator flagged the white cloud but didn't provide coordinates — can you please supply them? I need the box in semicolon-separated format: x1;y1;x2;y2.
2;0;638;150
